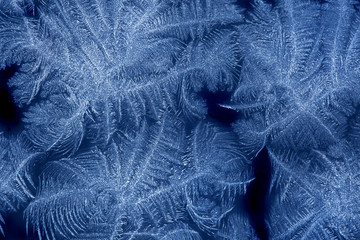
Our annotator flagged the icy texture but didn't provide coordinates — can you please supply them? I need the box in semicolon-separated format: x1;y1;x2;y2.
0;0;360;239
233;0;360;239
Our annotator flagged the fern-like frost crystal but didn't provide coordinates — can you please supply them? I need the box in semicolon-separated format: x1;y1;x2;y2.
0;0;360;239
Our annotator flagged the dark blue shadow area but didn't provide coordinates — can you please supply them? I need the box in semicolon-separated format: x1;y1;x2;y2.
1;211;29;240
20;0;40;19
235;0;276;9
244;146;271;240
0;65;23;132
263;0;276;6
235;0;253;9
200;89;238;127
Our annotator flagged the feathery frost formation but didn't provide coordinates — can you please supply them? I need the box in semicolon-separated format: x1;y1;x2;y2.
0;0;359;239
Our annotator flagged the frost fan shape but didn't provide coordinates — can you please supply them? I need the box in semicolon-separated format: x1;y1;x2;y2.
0;0;360;239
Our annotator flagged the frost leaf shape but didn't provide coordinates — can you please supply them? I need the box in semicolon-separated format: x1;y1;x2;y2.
0;0;242;128
232;1;360;145
23;91;85;157
268;143;360;239
25;115;252;239
0;134;46;236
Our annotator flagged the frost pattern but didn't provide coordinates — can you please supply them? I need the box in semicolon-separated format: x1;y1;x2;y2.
0;0;360;239
233;0;360;239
